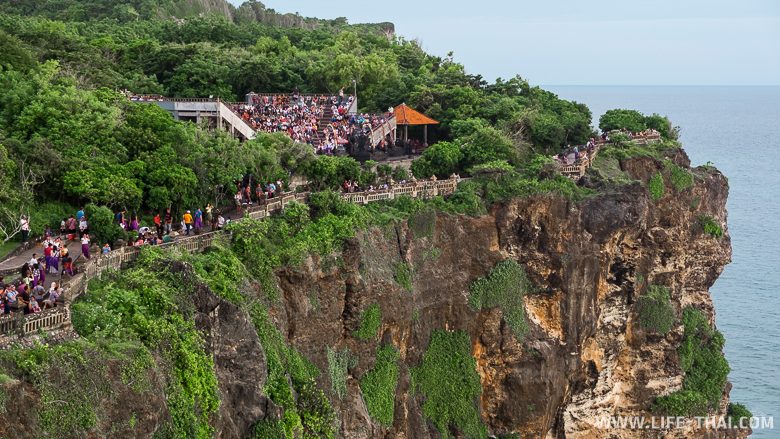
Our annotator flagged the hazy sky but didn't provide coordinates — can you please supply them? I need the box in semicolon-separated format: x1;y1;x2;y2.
228;0;780;85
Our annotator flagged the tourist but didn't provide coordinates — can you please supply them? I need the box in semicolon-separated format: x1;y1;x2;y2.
66;215;77;238
62;249;74;277
4;285;17;314
234;191;242;213
44;282;60;309
183;210;193;235
81;233;91;259
79;215;89;238
154;212;162;236
217;214;225;230
76;207;85;222
194;207;203;230
102;243;111;255
20;215;30;243
205;204;214;229
164;208;173;234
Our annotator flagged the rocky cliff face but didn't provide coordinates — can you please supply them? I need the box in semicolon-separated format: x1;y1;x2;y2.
261;150;743;438
0;150;743;438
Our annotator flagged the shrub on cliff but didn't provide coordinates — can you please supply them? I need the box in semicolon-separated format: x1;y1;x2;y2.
665;160;694;192
469;260;533;341
636;285;675;335
411;330;487;439
648;172;665;201
654;307;730;416
699;215;723;238
353;303;382;340
360;344;400;426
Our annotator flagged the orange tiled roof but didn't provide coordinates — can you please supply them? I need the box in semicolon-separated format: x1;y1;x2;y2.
393;103;439;125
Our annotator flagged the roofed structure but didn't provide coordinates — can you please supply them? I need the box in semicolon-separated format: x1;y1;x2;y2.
393;103;439;126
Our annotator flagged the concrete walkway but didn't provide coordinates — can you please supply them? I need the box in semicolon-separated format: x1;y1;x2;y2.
0;240;81;283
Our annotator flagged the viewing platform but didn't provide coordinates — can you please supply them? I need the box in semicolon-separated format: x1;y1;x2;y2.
0;177;462;344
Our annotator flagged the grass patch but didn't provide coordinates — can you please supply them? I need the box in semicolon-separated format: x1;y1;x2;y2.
653;307;730;416
0;240;18;261
636;285;675;334
360;344;400;426
468;260;534;342
353;303;382;341
665;160;694;192
327;347;355;400
648;172;665;201
699;215;723;238
411;330;486;439
393;262;413;292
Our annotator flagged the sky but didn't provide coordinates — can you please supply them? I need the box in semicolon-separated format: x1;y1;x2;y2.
228;0;780;86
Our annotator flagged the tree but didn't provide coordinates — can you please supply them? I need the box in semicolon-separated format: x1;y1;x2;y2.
84;203;126;246
411;141;462;178
599;109;647;133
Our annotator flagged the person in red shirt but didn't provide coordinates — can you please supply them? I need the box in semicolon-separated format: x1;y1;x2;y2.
154;213;162;237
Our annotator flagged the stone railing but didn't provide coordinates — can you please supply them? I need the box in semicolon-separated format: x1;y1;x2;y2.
0;177;462;338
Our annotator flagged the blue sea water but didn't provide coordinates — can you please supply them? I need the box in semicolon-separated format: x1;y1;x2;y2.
547;86;780;437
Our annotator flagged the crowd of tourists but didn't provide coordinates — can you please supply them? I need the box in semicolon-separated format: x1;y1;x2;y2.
232;176;288;212
1;275;62;315
232;92;334;145
555;138;600;166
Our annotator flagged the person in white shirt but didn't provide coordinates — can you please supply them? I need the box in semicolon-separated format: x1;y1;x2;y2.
81;234;91;259
20;216;30;242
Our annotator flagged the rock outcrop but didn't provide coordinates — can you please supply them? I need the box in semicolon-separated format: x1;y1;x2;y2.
262;151;743;438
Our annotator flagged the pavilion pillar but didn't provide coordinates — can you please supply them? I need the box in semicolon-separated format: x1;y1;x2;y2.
424;125;428;147
404;125;408;143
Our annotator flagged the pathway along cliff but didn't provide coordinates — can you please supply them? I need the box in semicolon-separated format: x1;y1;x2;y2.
0;149;746;438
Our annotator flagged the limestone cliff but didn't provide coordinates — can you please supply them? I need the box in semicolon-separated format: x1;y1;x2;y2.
261;150;744;438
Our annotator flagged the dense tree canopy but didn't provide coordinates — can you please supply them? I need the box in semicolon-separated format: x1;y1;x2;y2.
0;2;601;241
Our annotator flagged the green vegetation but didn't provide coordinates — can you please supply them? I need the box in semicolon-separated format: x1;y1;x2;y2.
469;260;533;341
636;285;676;335
599;109;676;139
0;340;157;437
360;344;400;426
228;199;369;300
727;402;753;426
654;307;730;416
393;262;413;292
700;215;724;238
71;249;219;438
327;347;355;400
649;172;665;201
353;303;382;341
411;330;486;439
665;160;694;192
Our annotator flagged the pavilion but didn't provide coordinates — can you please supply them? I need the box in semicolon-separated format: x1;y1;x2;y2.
393;103;439;149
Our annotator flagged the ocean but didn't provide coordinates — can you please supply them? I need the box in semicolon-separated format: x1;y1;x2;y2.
547;86;780;437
